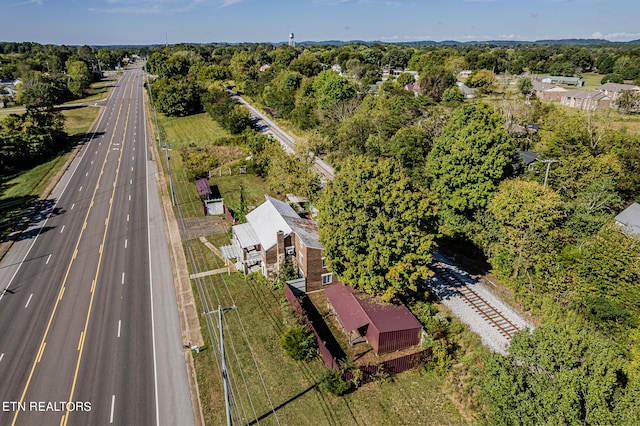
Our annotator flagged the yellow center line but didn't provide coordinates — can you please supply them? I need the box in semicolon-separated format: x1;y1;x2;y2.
62;77;136;426
11;74;131;426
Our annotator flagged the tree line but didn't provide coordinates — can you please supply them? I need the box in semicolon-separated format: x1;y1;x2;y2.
0;43;133;175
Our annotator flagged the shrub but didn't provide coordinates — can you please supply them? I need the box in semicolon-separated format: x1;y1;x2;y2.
280;324;317;361
422;338;455;374
319;369;352;396
247;271;281;291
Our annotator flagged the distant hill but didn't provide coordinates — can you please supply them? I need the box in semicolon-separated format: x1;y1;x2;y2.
89;38;640;49
290;38;640;47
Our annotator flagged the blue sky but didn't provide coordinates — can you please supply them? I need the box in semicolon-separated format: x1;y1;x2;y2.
3;0;640;46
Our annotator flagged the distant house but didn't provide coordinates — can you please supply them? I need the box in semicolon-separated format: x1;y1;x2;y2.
325;282;423;355
382;67;403;80
456;81;477;99
532;80;567;101
458;70;473;78
259;64;271;72
405;82;421;96
595;82;640;102
516;151;539;171
560;89;610;110
0;79;20;104
382;68;419;81
615;202;640;236
541;76;585;87
226;195;331;292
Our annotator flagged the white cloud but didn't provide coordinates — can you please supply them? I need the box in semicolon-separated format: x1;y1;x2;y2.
12;0;44;6
218;0;242;7
591;31;640;40
91;0;216;14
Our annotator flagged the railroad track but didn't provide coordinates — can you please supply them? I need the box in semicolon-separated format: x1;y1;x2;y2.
430;262;520;339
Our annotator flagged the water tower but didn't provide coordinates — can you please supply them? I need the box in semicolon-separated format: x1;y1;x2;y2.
288;32;295;47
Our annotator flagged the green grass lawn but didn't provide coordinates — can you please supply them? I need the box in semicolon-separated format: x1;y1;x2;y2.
0;106;100;201
188;255;466;426
158;112;229;148
155;111;275;218
580;72;604;89
62;106;101;136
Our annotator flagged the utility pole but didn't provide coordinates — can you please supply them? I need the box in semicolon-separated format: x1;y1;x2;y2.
539;159;558;188
204;305;237;426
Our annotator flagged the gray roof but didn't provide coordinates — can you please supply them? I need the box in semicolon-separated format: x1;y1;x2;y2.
517;151;539;167
596;82;640;93
532;80;566;92
562;89;610;101
615;202;640;236
287;216;323;250
233;222;261;248
244;195;323;251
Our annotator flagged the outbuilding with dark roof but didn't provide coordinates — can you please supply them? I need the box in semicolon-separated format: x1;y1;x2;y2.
325;282;422;355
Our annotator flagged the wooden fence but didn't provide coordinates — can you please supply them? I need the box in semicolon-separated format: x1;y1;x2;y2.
342;349;432;385
285;284;340;370
223;205;235;225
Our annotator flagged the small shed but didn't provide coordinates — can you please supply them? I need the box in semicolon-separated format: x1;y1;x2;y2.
325;283;422;355
195;177;212;199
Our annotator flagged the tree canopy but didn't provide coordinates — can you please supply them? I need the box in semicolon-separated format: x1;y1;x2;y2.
482;314;635;425
317;155;439;301
426;102;515;235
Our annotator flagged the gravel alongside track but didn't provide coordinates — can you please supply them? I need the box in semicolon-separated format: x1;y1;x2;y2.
425;251;535;354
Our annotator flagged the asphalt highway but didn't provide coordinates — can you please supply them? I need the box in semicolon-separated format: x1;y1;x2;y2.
0;66;194;425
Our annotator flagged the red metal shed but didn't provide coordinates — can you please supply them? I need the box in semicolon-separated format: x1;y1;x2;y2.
325;283;422;355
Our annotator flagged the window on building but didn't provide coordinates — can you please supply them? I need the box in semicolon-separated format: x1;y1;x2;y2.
322;273;333;285
299;252;304;266
321;257;326;268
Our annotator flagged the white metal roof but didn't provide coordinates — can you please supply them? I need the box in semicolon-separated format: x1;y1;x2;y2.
232;222;261;248
245;196;295;251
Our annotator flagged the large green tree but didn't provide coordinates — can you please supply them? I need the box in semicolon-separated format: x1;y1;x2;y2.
481;179;565;289
317;156;439;301
153;76;203;117
482;314;634;425
66;59;91;98
311;69;357;112
574;223;640;323
426;102;514;235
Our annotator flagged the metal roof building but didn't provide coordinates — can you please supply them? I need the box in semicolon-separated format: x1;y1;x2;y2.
325;283;422;355
194;177;212;198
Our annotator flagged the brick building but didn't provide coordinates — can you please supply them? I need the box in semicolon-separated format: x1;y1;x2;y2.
226;195;332;292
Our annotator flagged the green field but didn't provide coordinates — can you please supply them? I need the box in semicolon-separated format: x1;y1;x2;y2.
155;111;274;217
580;72;605;89
158;112;229;148
0;106;100;201
186;243;467;426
